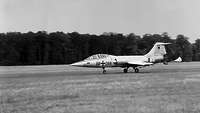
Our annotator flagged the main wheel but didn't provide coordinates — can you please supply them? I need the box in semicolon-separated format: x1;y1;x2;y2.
123;68;128;73
134;68;139;73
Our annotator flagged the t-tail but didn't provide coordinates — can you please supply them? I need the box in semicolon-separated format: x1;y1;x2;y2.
144;42;171;63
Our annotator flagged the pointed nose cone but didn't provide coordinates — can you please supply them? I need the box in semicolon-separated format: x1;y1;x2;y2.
70;61;85;67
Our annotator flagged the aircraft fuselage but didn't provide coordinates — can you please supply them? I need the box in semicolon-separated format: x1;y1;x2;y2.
71;55;164;68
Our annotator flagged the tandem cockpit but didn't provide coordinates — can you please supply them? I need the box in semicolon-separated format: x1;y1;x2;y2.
84;54;111;61
71;54;116;69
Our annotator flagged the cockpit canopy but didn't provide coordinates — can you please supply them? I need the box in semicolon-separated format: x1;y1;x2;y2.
84;54;110;61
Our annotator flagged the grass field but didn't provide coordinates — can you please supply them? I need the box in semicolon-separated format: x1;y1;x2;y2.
1;62;200;113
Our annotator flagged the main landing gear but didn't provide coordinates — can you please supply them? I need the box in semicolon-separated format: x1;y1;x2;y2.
123;67;140;73
102;66;140;74
134;67;139;73
123;68;128;73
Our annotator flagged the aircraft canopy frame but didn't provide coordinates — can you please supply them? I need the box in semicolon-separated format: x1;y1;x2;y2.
84;54;110;60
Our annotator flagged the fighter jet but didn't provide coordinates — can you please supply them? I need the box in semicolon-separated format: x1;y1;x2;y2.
71;42;171;73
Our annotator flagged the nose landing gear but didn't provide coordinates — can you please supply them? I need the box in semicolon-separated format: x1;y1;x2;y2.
101;61;106;74
102;67;106;74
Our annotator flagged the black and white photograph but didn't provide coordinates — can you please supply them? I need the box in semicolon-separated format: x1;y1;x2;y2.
1;0;200;113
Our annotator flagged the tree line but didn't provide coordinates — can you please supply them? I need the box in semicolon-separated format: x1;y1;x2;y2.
0;31;199;66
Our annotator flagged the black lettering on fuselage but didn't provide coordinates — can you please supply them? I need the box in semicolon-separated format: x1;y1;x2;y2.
96;61;113;66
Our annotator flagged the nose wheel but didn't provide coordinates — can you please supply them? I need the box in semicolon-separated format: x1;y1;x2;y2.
101;61;107;74
103;70;106;74
102;67;106;74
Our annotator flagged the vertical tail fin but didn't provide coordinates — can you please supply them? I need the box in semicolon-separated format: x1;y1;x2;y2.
145;42;171;57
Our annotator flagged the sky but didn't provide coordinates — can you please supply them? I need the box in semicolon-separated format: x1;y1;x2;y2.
0;0;200;42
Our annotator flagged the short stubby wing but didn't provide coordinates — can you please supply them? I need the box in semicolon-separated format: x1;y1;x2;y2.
128;61;153;66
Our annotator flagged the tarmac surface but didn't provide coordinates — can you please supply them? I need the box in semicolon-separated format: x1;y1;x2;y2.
1;62;200;113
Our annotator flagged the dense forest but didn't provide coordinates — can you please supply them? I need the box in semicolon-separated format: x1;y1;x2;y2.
0;31;200;66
